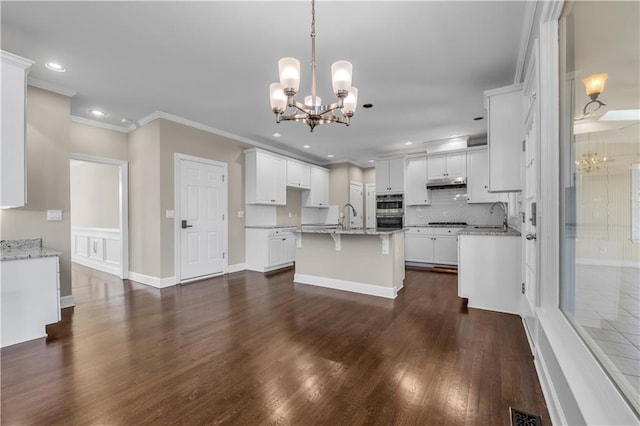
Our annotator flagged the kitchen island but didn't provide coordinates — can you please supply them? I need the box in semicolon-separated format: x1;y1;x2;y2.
293;227;405;299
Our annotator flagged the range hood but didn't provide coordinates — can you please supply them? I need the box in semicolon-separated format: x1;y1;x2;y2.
426;176;467;190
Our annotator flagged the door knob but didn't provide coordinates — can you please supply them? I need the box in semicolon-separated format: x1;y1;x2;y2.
181;220;193;229
525;233;536;240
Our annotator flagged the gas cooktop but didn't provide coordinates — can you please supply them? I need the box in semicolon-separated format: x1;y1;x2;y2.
428;222;467;227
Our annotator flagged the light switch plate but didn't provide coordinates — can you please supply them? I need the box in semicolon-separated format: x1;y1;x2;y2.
165;209;175;219
237;210;245;218
47;210;62;221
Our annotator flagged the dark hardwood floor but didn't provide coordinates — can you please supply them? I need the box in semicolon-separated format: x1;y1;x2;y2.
1;264;550;425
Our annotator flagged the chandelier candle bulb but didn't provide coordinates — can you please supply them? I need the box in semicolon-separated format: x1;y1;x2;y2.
331;61;353;96
278;58;301;93
270;83;287;112
342;87;358;115
304;95;322;107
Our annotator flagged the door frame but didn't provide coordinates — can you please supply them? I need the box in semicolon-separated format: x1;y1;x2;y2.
365;183;376;228
69;153;129;279
349;180;363;228
174;153;228;283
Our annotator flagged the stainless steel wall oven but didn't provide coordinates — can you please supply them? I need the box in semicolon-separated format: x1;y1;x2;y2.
376;194;404;230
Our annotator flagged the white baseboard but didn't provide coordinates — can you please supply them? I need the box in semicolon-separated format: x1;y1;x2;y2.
294;273;397;299
60;295;75;309
128;271;176;289
72;257;120;277
576;258;640;268
227;263;246;273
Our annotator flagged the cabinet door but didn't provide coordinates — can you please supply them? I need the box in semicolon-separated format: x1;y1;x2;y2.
467;149;506;203
286;161;301;187
434;236;458;265
427;155;447;180
406;157;430;205
388;158;405;192
405;234;433;263
272;156;287;204
298;163;311;189
375;160;390;192
307;167;329;207
255;152;274;203
268;237;284;266
446;152;467;177
283;236;296;263
487;87;523;192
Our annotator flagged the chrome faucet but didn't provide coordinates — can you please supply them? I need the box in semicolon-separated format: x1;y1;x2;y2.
490;201;508;231
341;203;357;229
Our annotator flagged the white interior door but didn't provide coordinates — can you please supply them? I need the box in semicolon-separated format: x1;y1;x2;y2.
365;184;376;228
349;181;364;228
179;157;226;281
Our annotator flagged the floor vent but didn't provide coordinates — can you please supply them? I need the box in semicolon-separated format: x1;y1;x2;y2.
509;407;543;426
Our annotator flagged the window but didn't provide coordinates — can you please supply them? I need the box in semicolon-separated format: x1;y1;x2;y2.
559;1;640;415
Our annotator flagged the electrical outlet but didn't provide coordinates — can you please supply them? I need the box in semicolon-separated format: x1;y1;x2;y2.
47;210;62;221
237;210;245;218
165;210;175;219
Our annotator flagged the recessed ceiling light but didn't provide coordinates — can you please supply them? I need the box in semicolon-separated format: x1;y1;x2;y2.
405;141;413;146
273;132;281;137
121;118;132;124
89;109;107;118
303;145;311;149
327;154;334;158
45;62;66;72
368;160;375;163
473;116;484;121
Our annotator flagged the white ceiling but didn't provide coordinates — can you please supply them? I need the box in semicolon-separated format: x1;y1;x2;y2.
1;1;528;166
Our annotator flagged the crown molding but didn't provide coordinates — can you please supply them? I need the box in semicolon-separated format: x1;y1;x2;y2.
514;0;538;84
70;115;129;133
27;77;77;97
1;50;35;69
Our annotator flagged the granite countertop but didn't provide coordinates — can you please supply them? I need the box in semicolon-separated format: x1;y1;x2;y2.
245;225;298;229
1;238;62;261
457;227;521;237
296;227;405;236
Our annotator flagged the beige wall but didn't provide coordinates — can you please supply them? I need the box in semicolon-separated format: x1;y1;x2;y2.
363;167;375;185
276;189;302;227
70;121;128;161
159;119;251;276
128;120;162;277
328;163;349;207
0;87;72;296
70;161;120;229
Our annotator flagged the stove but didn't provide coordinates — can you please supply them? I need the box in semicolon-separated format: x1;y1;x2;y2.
428;221;467;227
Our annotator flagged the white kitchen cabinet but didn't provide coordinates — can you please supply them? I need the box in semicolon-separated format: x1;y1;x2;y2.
1;51;34;208
1;256;61;347
286;160;311;189
405;156;430;205
466;148;508;203
484;84;523;192
246;227;296;272
245;149;287;205
405;227;459;266
375;157;405;194
458;234;521;314
303;166;329;208
426;152;467;180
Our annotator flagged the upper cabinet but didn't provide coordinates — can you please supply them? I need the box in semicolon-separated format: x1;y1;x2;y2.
303;166;329;208
466;147;507;204
286;160;310;189
484;84;523;192
245;149;286;205
1;51;34;208
375;157;405;194
405;156;430;205
426;151;467;180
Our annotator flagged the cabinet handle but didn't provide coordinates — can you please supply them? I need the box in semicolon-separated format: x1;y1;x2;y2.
282;238;286;241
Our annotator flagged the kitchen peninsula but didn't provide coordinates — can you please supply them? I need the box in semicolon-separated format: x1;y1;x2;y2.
293;228;405;299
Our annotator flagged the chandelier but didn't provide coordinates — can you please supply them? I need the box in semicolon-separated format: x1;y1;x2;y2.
575;151;609;174
269;0;358;132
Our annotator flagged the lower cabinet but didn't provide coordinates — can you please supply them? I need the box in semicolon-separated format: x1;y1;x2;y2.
246;228;296;272
458;234;521;314
405;227;459;266
1;256;61;348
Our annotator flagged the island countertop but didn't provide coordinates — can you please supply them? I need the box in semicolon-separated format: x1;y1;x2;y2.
457;227;521;237
296;227;405;236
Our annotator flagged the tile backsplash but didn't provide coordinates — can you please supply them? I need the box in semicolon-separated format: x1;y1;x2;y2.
405;187;505;226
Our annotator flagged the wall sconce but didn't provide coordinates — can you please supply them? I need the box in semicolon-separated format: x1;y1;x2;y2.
582;73;608;116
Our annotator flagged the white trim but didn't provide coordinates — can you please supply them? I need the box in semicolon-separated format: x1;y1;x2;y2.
72;257;120;277
128;271;176;289
27;76;76;97
576;258;640;268
60;295;75;309
174;153;228;282
294;273;398;299
72;226;120;240
70;115;129;133
227;263;246;273
69;154;129;280
1;50;35;69
514;0;538;84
